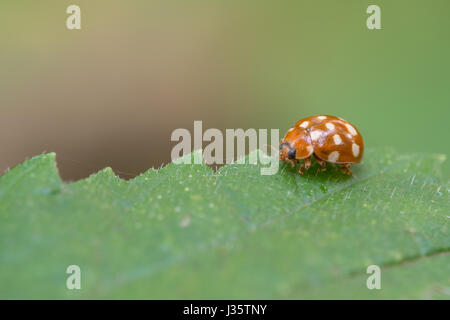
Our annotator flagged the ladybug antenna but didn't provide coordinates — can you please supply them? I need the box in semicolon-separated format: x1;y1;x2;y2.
262;144;279;157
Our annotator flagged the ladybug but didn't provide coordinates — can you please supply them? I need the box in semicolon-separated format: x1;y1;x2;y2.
280;115;364;175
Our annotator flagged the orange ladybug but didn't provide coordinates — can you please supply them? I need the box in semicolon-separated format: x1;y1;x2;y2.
280;115;364;175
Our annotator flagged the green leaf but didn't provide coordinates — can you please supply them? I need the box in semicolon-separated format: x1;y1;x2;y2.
0;149;448;299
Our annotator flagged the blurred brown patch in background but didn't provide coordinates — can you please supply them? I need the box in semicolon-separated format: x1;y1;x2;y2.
0;1;276;180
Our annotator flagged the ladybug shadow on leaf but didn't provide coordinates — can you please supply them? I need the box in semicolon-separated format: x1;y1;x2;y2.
279;157;357;182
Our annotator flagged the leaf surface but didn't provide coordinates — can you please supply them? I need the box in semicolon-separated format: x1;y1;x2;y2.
0;149;448;299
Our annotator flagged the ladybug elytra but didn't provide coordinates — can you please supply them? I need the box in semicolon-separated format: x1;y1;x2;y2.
280;115;364;175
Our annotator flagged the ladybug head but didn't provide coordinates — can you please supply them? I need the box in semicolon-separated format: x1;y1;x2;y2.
279;142;296;161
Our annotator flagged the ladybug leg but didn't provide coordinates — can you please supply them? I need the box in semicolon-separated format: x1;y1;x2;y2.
299;157;311;175
315;157;327;173
289;159;296;168
340;163;353;175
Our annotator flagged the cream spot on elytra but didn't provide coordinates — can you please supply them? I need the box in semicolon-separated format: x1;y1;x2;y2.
317;116;327;120
288;127;294;132
352;143;360;157
307;145;314;154
345;123;357;136
325;123;335;130
328;151;339;162
333;134;343;145
310;130;322;141
299;121;309;128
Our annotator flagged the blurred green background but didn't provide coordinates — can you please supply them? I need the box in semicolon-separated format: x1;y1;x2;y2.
1;0;449;180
